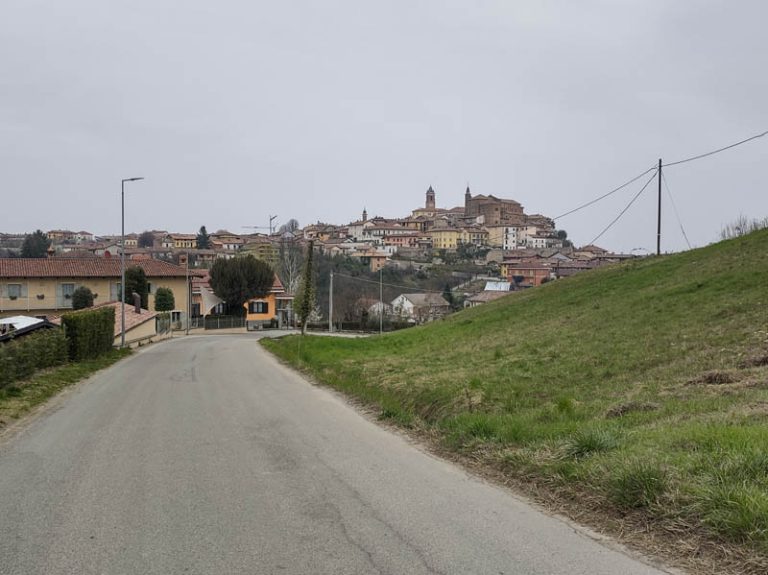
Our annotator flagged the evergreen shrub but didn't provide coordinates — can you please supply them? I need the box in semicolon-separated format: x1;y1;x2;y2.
0;329;68;388
61;307;115;361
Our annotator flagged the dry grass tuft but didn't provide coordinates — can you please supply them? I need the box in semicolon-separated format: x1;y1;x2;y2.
740;353;768;368
606;401;660;418
688;371;740;385
734;402;768;419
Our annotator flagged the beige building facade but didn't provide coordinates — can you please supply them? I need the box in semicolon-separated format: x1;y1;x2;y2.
0;258;190;325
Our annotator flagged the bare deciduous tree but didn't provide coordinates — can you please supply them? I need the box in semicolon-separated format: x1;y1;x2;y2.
278;218;300;235
720;214;768;240
278;237;304;295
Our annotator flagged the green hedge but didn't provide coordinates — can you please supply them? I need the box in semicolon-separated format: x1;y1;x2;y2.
0;329;68;389
61;307;115;361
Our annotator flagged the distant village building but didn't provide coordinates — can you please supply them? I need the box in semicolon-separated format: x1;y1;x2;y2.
391;293;451;324
244;274;294;330
0;258;190;327
463;187;525;226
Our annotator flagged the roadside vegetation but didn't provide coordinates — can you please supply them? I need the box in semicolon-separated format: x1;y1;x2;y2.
0;349;130;424
263;228;768;573
0;306;129;428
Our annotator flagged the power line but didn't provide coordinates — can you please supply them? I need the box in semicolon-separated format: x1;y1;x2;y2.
588;170;658;246
553;166;657;221
661;172;693;250
332;271;444;294
554;129;767;224
663;129;768;168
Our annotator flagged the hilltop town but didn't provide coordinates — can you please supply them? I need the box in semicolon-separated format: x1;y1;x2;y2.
1;186;630;276
0;187;636;330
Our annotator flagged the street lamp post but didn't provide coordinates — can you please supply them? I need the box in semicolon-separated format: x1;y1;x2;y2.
121;177;144;348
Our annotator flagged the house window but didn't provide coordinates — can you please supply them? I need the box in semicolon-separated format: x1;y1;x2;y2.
61;283;75;300
249;301;269;314
7;284;22;299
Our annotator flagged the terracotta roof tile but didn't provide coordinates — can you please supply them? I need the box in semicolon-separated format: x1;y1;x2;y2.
0;258;187;278
467;291;511;303
50;301;158;338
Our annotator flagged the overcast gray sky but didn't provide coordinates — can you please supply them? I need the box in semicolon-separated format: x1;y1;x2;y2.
1;0;766;252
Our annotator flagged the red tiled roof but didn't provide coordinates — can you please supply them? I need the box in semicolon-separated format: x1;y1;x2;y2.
50;301;158;337
0;258;187;278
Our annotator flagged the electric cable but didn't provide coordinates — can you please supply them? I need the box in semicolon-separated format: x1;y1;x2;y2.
553;166;657;221
588;170;658;246
554;130;766;224
663;129;768;167
332;271;447;294
661;171;693;250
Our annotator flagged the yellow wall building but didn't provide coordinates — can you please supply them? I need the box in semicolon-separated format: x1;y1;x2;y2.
430;227;462;250
242;239;278;268
0;258;190;326
244;275;293;329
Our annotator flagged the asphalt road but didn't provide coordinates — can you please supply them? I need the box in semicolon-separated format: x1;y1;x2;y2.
0;335;672;575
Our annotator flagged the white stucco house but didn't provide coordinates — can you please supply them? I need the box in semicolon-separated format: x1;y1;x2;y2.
391;293;451;324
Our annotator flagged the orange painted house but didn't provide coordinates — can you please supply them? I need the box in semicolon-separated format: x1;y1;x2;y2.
504;260;553;287
243;275;294;329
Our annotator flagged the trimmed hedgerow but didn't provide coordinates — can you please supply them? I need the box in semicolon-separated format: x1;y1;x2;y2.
61;307;115;361
0;329;68;389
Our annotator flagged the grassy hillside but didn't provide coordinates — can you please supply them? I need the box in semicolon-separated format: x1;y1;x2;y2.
263;229;768;571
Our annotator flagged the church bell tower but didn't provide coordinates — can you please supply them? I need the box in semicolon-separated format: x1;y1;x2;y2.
426;186;436;211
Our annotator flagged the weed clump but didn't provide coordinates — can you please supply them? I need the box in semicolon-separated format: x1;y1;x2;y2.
555;396;576;417
706;451;768;486
695;484;768;548
562;427;619;459
3;386;22;398
442;413;535;446
379;402;414;427
608;460;667;509
462;415;497;440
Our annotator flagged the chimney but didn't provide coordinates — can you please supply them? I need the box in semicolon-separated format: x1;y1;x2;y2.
132;292;141;314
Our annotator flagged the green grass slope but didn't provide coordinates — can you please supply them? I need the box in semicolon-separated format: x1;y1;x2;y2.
263;229;768;568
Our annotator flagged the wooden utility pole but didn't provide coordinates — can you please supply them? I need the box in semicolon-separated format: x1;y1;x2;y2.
657;158;662;255
379;268;383;335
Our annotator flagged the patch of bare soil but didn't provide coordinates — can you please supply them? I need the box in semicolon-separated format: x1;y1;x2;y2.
687;370;740;385
739;353;768;368
606;401;660;418
732;401;768;419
